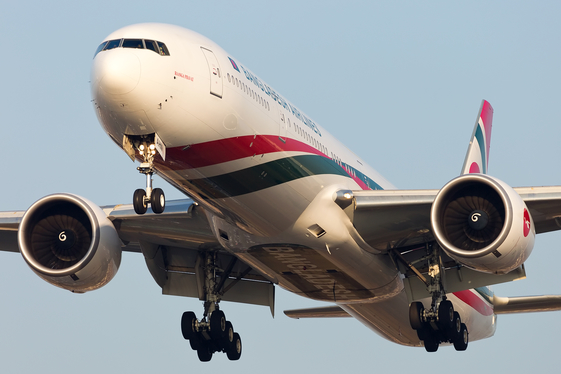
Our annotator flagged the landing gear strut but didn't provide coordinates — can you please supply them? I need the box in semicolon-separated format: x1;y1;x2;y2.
133;142;165;215
408;243;469;352
180;251;243;362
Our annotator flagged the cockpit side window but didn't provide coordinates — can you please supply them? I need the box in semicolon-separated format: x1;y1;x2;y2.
157;42;170;56
145;40;158;53
94;41;108;58
104;39;122;50
122;39;144;49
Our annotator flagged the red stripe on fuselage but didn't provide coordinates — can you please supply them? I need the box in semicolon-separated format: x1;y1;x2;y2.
163;135;324;170
153;134;371;190
453;289;494;316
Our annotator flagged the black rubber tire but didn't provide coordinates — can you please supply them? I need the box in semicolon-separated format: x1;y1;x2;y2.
423;335;439;352
221;321;234;348
438;300;454;329
451;311;462;341
416;326;429;341
453;323;469;351
151;188;165;214
181;311;197;340
133;189;147;215
226;333;242;361
409;302;424;330
197;344;213;362
210;310;226;341
189;334;201;351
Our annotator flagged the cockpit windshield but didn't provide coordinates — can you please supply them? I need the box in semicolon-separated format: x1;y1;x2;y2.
121;39;144;49
94;38;170;58
105;39;122;50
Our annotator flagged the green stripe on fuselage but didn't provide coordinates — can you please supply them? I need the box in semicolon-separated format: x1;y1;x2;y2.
187;154;349;199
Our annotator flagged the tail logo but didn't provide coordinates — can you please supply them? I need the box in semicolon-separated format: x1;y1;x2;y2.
461;100;493;175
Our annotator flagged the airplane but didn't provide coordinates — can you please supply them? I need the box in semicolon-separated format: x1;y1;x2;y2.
1;22;561;361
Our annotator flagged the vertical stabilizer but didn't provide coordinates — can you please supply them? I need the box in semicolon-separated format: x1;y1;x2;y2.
460;100;494;175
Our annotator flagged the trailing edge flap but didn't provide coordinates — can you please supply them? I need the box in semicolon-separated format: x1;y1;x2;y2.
402;264;526;303
343;186;561;252
493;294;561;314
284;306;351;319
107;199;275;314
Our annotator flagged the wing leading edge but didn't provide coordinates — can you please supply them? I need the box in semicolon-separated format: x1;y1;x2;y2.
344;186;561;252
0;199;276;314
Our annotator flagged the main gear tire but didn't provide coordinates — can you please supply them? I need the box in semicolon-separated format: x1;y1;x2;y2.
151;188;165;214
133;189;147;215
409;301;425;330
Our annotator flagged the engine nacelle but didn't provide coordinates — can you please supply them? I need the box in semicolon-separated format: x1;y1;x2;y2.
18;193;122;292
431;174;535;274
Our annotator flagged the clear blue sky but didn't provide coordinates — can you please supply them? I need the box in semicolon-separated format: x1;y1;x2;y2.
1;1;560;372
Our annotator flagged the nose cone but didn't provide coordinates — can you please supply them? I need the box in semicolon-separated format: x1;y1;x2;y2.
92;50;141;95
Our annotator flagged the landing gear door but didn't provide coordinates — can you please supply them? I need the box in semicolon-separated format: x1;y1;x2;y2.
201;47;223;98
155;133;166;161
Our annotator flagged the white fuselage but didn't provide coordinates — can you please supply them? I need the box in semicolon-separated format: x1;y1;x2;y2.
90;23;496;347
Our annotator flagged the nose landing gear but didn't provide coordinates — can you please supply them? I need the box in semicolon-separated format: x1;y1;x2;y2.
133;143;165;215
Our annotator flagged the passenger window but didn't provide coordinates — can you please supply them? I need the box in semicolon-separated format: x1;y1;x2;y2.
104;39;122;50
145;39;158;53
122;39;144;49
94;41;108;58
157;42;170;56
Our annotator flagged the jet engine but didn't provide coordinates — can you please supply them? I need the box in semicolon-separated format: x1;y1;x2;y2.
431;174;534;274
18;193;122;292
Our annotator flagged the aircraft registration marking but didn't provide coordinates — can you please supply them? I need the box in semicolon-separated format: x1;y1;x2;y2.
248;245;375;301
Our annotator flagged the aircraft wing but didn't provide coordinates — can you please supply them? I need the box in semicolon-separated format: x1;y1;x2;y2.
513;186;561;234
284;306;350;319
282;295;561;318
0;211;22;253
0;199;219;253
0;199;276;314
345;186;561;252
493;294;561;314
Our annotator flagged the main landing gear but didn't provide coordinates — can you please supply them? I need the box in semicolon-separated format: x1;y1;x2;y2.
408;244;469;352
181;308;242;362
181;252;243;362
409;299;468;352
133;142;165;215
